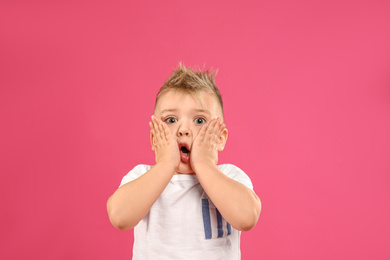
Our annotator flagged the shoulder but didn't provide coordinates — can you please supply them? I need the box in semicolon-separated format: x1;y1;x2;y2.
130;164;152;174
119;164;152;187
217;164;254;191
217;164;246;177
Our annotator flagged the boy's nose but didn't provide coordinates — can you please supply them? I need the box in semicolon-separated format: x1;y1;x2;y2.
177;122;191;137
178;128;190;136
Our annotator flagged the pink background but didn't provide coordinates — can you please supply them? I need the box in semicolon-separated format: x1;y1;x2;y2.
1;0;390;259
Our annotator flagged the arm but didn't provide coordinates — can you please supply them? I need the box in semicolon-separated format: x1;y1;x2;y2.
107;116;179;230
191;118;261;231
107;163;175;230
194;164;261;231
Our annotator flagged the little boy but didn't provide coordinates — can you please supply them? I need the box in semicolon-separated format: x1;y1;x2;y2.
107;64;261;259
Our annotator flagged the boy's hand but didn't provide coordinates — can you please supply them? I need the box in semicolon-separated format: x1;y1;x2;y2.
149;115;180;170
190;117;226;170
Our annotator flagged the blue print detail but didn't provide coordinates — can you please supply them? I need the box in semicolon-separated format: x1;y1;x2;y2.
216;209;223;238
202;199;212;239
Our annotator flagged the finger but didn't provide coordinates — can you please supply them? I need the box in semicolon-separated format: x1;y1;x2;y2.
211;118;224;146
156;118;166;142
217;122;227;150
161;121;171;141
212;121;222;146
152;116;163;145
205;118;219;143
149;121;156;150
210;117;219;130
151;116;158;131
196;123;207;143
212;118;221;133
149;120;157;135
149;120;153;131
214;118;224;138
151;117;159;138
219;122;226;135
205;118;216;136
158;119;167;141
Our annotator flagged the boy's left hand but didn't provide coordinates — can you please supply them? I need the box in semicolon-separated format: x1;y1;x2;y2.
190;117;226;170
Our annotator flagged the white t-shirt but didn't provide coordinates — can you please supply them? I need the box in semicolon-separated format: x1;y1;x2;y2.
120;164;254;260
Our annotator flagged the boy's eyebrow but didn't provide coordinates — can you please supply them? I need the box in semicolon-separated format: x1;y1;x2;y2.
193;109;211;115
159;108;212;115
160;109;178;114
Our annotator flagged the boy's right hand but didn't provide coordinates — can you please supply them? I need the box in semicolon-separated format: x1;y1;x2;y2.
149;115;180;170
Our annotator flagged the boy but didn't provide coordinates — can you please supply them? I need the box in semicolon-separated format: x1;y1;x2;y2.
107;64;261;259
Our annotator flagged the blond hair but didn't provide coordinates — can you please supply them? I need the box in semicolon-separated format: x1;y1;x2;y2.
155;63;224;118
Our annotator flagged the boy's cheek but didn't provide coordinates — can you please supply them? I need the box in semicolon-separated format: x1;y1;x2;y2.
167;125;176;135
195;124;206;136
193;127;201;138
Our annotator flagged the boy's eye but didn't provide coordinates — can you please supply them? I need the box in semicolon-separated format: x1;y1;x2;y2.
194;117;206;125
165;117;177;124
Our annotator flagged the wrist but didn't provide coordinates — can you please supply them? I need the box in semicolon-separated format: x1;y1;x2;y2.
192;161;218;175
154;162;176;176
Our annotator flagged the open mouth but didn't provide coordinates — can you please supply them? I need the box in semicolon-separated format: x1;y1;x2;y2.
180;146;190;156
179;143;190;163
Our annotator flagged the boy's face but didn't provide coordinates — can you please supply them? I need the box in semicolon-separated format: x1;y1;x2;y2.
153;90;227;174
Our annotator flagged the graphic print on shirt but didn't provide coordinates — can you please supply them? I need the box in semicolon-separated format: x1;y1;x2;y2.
202;198;232;239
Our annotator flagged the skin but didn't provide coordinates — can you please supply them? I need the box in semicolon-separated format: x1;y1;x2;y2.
107;90;261;231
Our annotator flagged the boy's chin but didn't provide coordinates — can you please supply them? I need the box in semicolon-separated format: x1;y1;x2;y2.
176;162;195;175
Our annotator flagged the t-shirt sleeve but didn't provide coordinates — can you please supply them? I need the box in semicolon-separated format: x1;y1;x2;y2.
218;164;254;191
119;164;151;187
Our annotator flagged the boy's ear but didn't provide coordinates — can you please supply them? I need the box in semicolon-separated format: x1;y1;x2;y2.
217;128;228;152
150;130;155;151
